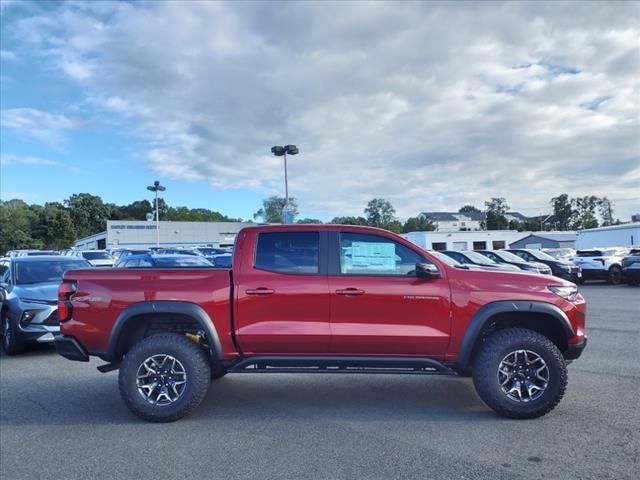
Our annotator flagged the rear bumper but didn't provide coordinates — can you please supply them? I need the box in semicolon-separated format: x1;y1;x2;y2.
564;337;587;361
54;335;89;362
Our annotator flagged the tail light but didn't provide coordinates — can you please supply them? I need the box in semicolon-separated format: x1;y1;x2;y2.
58;281;77;322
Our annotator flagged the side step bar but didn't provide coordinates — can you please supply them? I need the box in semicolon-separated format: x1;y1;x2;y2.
227;356;457;375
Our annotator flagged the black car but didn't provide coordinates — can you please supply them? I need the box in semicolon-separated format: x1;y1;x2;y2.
113;254;213;268
475;250;552;275
506;249;582;282
0;256;91;354
441;251;521;272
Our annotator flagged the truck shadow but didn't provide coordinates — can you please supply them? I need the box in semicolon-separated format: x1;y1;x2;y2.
1;366;497;426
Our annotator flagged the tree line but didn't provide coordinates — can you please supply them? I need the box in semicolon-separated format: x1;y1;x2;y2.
1;191;619;254
0;193;241;253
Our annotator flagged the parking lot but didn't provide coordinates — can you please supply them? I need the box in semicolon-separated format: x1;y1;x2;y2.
0;284;638;480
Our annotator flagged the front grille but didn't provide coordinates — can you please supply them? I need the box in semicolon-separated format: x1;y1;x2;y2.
43;311;59;326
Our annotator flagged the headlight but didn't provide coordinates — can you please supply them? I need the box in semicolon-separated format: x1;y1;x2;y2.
548;285;578;301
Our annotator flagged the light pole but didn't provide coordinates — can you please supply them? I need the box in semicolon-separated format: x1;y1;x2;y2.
271;144;299;223
146;180;166;247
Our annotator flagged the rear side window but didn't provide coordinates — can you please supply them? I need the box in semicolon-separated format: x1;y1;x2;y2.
255;232;320;274
339;232;423;275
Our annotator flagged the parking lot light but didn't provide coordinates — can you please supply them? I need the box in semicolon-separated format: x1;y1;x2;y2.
271;145;299;224
146;180;166;247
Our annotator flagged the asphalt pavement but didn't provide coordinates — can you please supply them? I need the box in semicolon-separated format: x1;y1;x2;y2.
1;284;638;480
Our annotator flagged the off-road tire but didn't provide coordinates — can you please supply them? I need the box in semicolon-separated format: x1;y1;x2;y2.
119;333;211;422
607;265;622;285
2;312;25;355
472;328;567;419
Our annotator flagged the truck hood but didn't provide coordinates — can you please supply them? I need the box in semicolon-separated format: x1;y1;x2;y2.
13;282;59;303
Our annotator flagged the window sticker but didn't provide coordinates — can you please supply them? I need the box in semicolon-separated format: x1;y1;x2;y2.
343;242;396;271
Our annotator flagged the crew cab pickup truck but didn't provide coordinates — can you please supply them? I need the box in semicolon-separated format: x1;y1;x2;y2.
54;225;587;422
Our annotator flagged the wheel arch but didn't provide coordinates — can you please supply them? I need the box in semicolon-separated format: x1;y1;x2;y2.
107;301;223;362
457;301;574;369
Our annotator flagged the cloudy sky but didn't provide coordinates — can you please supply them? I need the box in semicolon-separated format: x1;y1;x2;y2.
1;0;638;221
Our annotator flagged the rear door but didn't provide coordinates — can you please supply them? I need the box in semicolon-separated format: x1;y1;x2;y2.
328;230;451;356
234;230;331;354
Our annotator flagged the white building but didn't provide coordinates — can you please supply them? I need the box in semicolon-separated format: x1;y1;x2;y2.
418;211;527;232
74;220;252;250
575;223;640;249
402;230;530;251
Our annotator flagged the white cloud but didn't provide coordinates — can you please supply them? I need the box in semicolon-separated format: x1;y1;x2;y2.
0;108;81;147
4;1;640;219
0;153;61;167
0;50;17;61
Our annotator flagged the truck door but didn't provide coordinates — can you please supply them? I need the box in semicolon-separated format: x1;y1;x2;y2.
235;230;331;354
328;231;451;356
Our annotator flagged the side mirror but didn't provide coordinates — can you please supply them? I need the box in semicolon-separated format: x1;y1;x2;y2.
415;262;440;279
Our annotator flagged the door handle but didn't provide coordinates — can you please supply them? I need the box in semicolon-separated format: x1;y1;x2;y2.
335;288;365;296
246;288;275;295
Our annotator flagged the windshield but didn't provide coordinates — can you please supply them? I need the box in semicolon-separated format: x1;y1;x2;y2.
82;251;112;260
465;251;497;265
15;260;90;284
154;256;212;267
198;248;228;255
493;251;526;262
430;251;460;266
525;249;556;261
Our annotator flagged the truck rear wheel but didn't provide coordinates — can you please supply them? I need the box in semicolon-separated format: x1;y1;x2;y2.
472;328;567;419
118;333;211;422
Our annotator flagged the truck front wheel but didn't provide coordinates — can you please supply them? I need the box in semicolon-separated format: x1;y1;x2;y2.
472;328;567;419
119;333;211;422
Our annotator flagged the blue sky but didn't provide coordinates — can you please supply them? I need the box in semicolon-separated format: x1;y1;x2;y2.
1;1;638;221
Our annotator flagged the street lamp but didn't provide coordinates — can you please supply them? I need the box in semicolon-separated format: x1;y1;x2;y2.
271;144;299;224
146;180;166;247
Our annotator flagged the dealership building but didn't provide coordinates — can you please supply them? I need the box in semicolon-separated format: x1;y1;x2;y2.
74;220;252;250
402;230;531;251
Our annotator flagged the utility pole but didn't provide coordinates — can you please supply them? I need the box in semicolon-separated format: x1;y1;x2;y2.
146;180;166;248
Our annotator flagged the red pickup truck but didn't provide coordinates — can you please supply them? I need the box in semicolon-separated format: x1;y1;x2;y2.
55;225;587;422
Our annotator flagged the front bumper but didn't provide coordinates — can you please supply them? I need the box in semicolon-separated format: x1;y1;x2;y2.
54;335;89;362
564;337;587;361
622;269;640;284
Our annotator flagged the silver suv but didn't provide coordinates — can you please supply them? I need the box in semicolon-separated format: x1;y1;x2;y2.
571;248;626;284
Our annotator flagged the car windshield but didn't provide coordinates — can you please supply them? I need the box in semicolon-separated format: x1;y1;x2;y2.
464;251;497;265
154;256;212;267
82;252;111;260
430;251;460;266
198;248;228;255
15;260;90;284
524;250;556;261
494;251;525;262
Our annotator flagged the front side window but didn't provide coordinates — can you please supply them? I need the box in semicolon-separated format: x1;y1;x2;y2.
255;232;319;274
339;232;423;276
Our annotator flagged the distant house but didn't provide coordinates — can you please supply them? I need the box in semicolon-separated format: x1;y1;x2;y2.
509;232;577;249
419;211;527;232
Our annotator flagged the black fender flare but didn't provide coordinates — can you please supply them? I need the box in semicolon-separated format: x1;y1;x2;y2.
457;301;574;368
107;301;223;361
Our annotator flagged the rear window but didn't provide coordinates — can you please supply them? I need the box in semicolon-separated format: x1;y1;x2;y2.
255;232;319;274
82;252;111;260
576;250;603;257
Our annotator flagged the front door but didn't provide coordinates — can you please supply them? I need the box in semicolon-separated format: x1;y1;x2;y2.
328;231;451;356
235;230;331;355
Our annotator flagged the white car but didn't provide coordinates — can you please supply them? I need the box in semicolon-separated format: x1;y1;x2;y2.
68;250;114;268
571;248;626;284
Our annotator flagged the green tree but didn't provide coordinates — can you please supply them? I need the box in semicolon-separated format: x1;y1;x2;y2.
550;194;573;231
402;216;436;233
571;196;599;229
253;196;299;223
364;198;396;228
0;200;43;253
484;197;510;230
329;216;368;225
35;202;76;249
64;193;113;238
598;197;615;226
296;218;323;224
117;200;154;220
458;205;481;214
